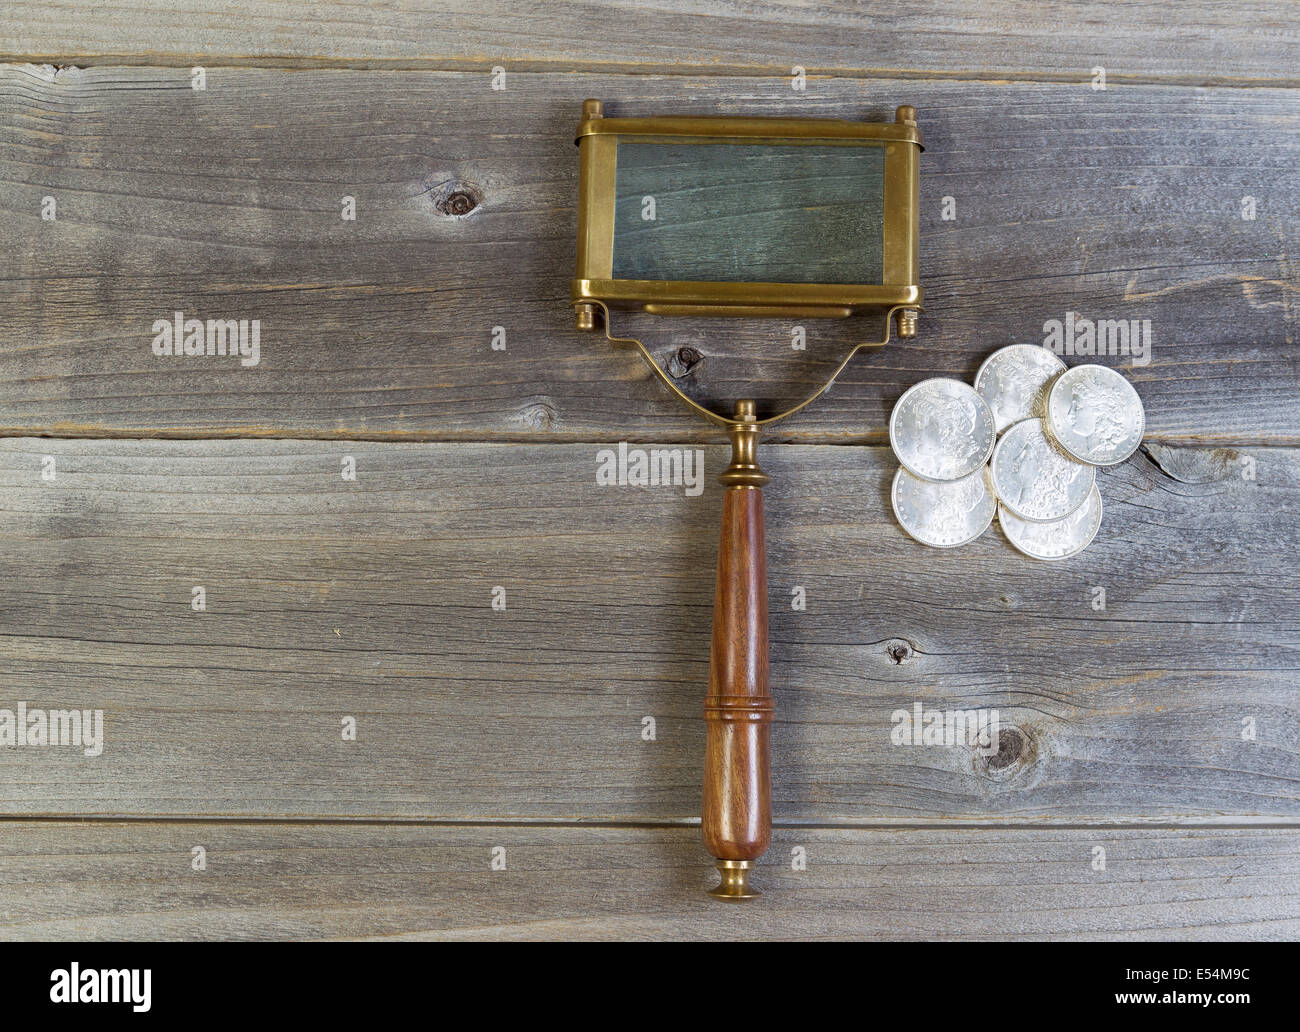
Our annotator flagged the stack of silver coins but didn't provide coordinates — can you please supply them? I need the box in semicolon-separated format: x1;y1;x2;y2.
888;345;1145;560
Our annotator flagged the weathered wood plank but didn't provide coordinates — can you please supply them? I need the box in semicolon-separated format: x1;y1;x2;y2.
2;822;1296;940
1;67;1296;444
1;438;1295;820
2;1;1296;85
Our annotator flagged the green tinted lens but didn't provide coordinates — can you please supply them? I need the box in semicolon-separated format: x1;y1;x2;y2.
612;139;886;285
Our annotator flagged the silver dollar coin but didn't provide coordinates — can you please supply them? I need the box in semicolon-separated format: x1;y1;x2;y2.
990;417;1095;522
1046;364;1145;465
892;466;995;548
889;378;996;482
998;484;1102;560
973;344;1067;433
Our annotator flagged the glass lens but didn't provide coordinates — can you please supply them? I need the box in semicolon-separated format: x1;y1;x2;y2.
612;139;885;285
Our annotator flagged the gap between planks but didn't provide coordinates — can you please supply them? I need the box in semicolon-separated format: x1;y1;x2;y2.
1;429;1296;449
2;56;1298;91
4;815;1299;830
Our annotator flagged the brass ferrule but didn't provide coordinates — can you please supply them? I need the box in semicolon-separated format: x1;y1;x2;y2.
719;400;769;489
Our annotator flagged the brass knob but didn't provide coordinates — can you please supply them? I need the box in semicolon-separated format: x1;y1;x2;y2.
575;302;598;331
719;399;769;489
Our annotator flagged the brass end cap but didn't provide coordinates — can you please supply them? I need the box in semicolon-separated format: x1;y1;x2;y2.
709;860;760;901
582;99;603;119
895;104;917;126
575;302;598;331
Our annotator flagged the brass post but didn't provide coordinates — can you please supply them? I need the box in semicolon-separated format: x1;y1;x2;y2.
896;308;918;338
575;99;605;331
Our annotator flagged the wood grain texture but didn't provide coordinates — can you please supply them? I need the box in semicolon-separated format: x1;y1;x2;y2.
1;1;1296;85
1;437;1295;821
703;486;772;864
1;15;1297;939
1;66;1296;444
2;822;1297;941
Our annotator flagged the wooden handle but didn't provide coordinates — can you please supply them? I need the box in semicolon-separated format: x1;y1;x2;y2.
702;402;773;900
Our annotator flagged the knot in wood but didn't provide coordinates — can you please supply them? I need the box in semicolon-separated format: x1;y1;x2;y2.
984;726;1029;771
885;639;914;664
429;179;483;218
668;346;703;378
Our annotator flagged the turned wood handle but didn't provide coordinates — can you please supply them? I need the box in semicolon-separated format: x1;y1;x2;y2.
702;401;772;898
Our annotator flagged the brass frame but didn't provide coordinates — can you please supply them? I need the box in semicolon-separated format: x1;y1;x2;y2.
571;99;923;430
572;100;923;326
572;297;910;429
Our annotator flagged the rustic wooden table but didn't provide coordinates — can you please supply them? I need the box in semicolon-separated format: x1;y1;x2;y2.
1;2;1297;940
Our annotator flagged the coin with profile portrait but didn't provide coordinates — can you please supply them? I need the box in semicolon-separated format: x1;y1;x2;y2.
990;418;1095;522
974;344;1066;433
999;484;1102;560
1046;364;1145;466
889;378;996;482
892;466;995;548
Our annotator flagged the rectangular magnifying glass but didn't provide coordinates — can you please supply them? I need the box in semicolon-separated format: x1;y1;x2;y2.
573;103;923;328
569;100;923;900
